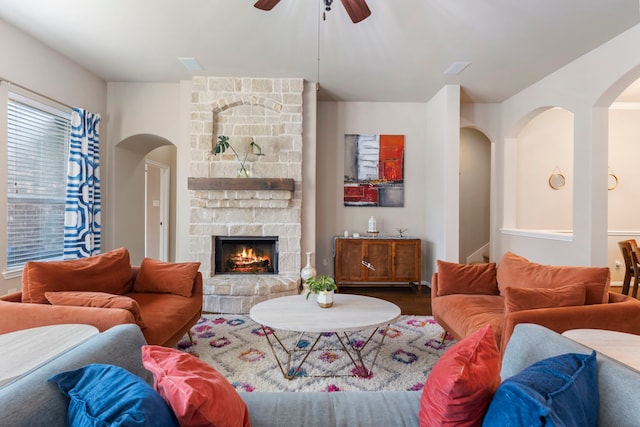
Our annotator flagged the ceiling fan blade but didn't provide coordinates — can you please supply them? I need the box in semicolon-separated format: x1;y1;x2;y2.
340;0;371;23
254;0;281;11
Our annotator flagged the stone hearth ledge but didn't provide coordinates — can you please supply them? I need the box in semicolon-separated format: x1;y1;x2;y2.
203;274;300;314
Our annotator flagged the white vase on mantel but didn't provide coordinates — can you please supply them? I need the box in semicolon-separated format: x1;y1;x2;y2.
300;252;317;293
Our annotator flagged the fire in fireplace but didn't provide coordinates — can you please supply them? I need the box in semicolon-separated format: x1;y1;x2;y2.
214;236;278;274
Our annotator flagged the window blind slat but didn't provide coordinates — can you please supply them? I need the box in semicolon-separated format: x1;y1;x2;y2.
6;96;70;269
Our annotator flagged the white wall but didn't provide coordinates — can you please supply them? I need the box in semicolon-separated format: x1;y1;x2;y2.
316;101;430;277
106;83;180;263
0;19;106;294
301;82;318;265
0;20;105;114
316;86;461;282
502;102;640;282
424;85;461;274
483;23;640;267
516;108;574;230
608;108;640;230
107;83;180;144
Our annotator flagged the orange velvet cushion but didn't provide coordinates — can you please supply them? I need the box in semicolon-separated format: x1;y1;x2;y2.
133;258;200;298
45;291;145;328
503;284;586;315
496;252;610;304
436;260;498;296
22;248;132;304
419;324;501;426
141;345;250;427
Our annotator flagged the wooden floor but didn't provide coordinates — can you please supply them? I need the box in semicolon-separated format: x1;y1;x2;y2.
340;285;432;316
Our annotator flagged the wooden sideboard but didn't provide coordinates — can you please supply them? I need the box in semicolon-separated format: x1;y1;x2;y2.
334;237;422;292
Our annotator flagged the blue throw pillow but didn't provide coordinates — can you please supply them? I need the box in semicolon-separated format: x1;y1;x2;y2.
482;351;598;427
49;363;178;427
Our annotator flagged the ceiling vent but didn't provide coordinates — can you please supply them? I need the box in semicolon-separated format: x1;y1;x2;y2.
444;62;471;75
178;57;204;71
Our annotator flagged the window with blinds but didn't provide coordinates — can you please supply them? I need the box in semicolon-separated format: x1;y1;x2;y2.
6;93;71;270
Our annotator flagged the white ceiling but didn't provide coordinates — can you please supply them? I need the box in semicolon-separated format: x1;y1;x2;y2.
0;0;639;103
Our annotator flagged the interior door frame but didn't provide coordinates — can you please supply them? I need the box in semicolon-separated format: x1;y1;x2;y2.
145;159;170;261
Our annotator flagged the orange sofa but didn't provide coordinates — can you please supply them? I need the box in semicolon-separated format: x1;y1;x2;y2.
0;248;202;347
432;252;640;351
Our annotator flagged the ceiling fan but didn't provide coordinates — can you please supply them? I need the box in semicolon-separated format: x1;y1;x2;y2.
254;0;371;24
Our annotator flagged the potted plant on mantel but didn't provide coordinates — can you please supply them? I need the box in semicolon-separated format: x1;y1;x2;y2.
305;275;337;308
212;135;263;178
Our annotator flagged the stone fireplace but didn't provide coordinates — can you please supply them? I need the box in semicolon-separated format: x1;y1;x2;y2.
188;77;303;313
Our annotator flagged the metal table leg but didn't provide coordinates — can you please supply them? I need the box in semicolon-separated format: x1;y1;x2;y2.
260;323;392;379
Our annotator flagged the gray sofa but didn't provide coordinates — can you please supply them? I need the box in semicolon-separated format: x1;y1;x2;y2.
0;324;152;426
1;323;639;426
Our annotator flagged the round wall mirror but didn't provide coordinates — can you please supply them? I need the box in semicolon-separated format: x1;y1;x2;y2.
549;173;566;190
608;173;618;191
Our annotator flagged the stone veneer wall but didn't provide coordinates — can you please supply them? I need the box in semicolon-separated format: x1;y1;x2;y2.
188;77;304;313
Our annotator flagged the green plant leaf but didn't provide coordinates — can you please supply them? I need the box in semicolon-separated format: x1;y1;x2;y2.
250;141;263;156
213;135;231;155
305;275;337;294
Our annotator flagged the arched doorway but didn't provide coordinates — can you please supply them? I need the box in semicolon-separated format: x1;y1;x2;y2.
607;77;640;284
459;127;491;263
113;134;176;264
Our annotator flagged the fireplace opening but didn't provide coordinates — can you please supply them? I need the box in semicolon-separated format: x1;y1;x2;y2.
214;236;278;274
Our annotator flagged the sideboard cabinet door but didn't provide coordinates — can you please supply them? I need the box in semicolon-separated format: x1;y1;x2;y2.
335;239;364;281
393;239;421;282
364;240;393;281
334;238;421;291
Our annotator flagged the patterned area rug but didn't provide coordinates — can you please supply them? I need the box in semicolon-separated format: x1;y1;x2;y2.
177;314;454;393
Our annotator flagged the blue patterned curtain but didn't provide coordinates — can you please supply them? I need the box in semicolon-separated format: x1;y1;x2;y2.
64;108;101;259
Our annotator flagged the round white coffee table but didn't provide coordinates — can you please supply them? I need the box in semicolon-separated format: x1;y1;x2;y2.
562;328;640;371
249;294;401;379
0;324;98;387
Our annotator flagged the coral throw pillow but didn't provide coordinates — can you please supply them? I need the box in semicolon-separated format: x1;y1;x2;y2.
419;324;501;427
22;248;132;304
133;258;200;298
141;345;250;427
436;260;498;296
45;291;145;328
496;252;610;304
503;284;586;314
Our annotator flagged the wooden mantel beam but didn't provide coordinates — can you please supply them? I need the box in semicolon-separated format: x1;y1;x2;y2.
187;177;295;192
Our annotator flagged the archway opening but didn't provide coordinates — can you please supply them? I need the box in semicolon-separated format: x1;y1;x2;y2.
607;77;640;285
459;127;491;263
113;134;176;264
